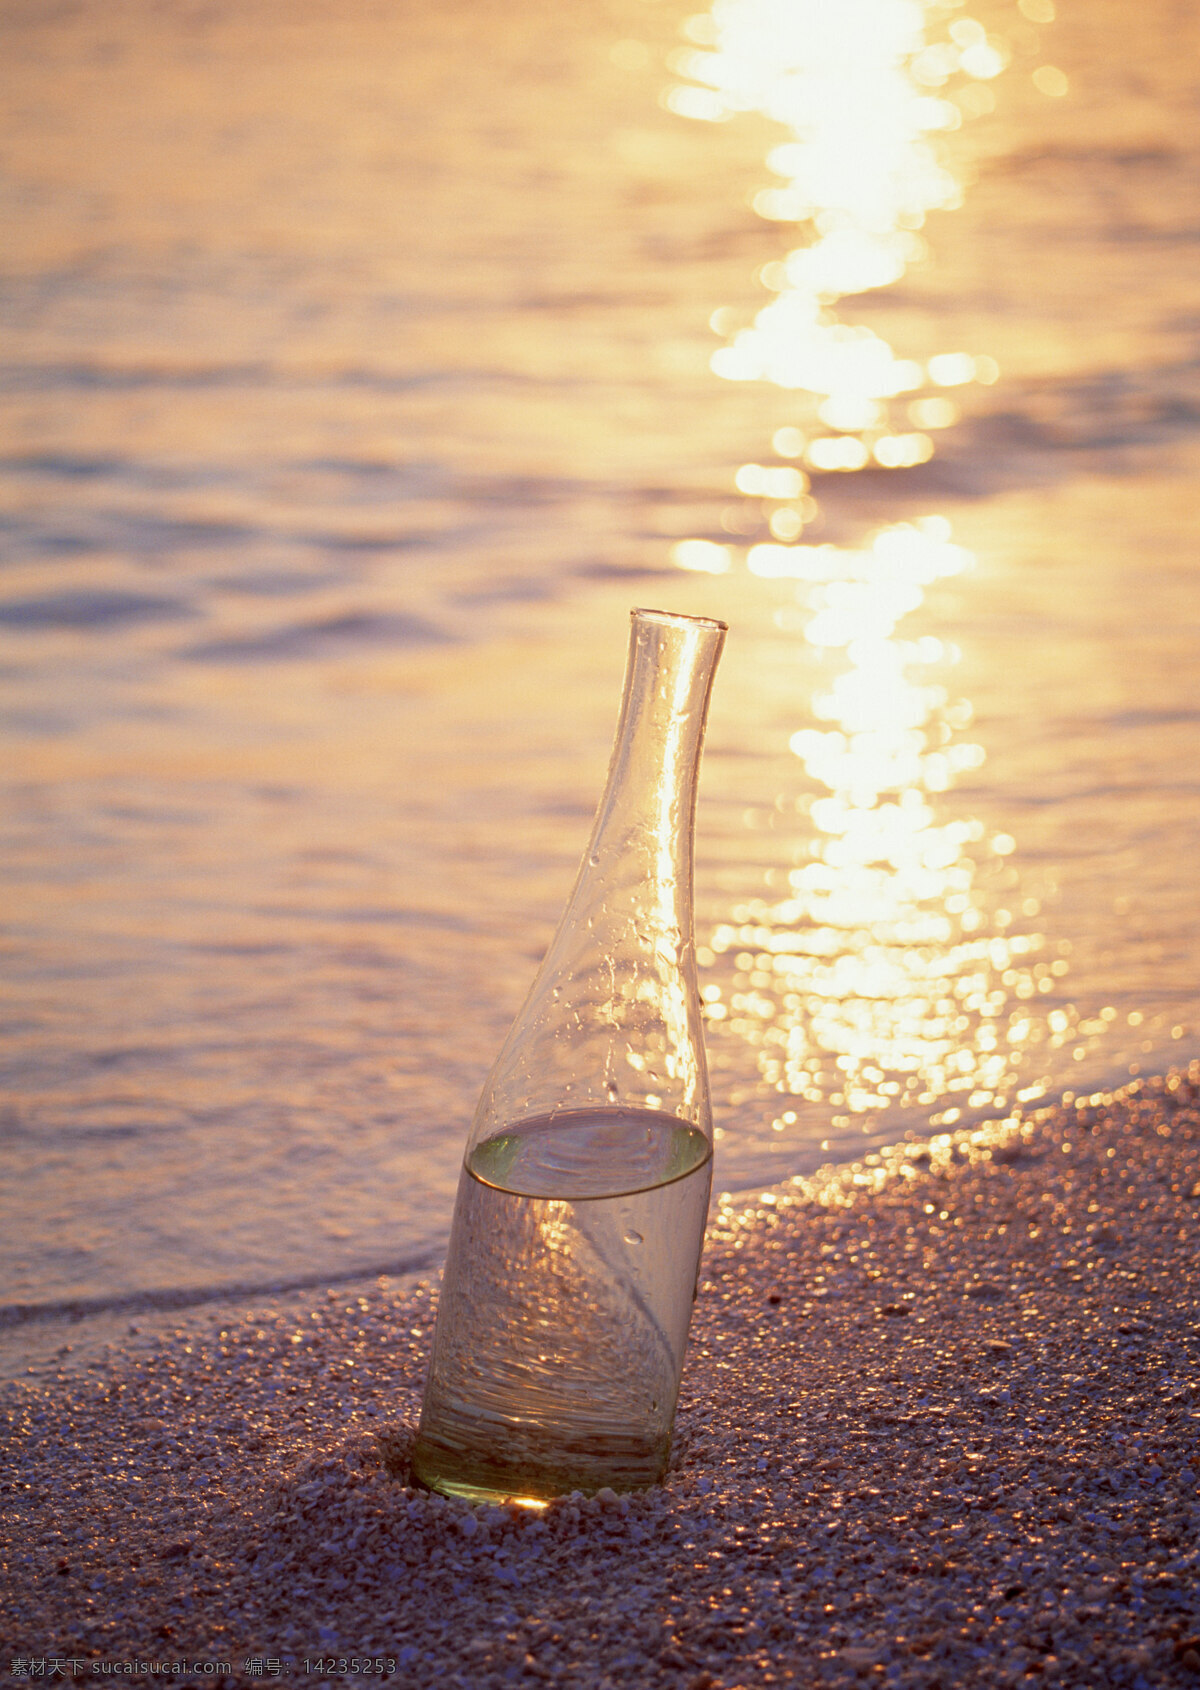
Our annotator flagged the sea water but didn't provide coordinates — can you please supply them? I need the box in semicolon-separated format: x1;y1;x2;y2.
3;0;1200;1349
411;1108;712;1502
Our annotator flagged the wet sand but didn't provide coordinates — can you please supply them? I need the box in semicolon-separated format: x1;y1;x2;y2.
4;1069;1199;1687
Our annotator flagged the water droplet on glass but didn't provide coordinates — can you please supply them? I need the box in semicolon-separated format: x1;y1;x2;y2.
606;1081;619;1102
624;1229;643;1246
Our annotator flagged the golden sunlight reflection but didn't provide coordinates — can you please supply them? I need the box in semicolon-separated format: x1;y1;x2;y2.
664;0;1087;1138
704;521;1080;1132
666;0;1018;486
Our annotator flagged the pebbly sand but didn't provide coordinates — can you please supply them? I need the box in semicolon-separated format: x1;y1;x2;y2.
3;1070;1199;1688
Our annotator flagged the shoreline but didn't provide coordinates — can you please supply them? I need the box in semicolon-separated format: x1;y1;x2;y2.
4;1057;1187;1391
4;1067;1198;1687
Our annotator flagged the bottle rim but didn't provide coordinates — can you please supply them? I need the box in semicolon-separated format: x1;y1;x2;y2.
631;606;729;633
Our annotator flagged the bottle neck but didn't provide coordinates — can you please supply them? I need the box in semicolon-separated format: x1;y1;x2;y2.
467;607;726;1143
586;609;726;902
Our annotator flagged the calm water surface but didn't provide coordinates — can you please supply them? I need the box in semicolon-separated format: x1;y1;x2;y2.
2;0;1198;1320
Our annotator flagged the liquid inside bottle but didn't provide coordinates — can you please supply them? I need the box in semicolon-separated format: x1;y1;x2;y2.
411;1106;712;1504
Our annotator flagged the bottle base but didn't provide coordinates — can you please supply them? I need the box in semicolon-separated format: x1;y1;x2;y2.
410;1426;670;1505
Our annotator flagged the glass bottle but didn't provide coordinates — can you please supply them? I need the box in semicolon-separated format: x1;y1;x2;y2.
412;607;727;1504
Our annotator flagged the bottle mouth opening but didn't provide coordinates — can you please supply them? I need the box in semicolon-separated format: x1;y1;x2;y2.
632;606;729;634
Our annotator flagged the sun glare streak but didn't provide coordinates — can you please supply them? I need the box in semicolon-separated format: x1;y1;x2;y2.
666;0;1024;489
661;0;1076;1135
706;519;1074;1130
